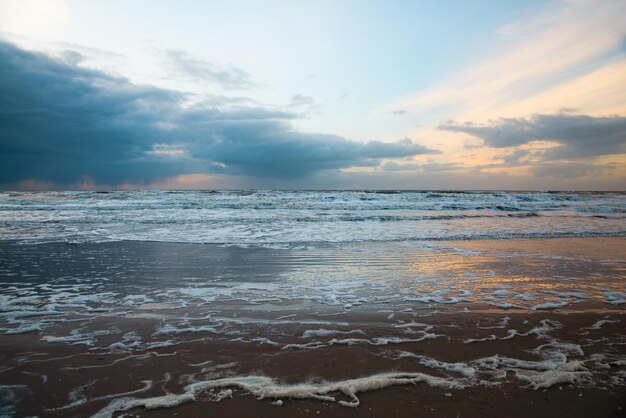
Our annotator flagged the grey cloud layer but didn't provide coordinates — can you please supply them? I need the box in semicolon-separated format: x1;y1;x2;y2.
164;49;252;90
439;113;626;159
0;41;436;185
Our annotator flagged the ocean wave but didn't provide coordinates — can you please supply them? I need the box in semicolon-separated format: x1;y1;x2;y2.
1;190;625;246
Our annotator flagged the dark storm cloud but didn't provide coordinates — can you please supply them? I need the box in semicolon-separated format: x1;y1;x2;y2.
0;41;436;186
164;49;253;90
0;42;186;184
439;113;626;158
189;129;436;177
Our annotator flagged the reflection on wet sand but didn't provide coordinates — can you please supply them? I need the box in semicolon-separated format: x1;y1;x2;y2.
0;238;624;417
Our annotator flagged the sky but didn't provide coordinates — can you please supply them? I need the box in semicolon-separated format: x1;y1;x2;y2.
0;0;625;190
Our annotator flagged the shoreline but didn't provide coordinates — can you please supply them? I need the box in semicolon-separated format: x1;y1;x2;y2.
0;237;624;416
2;307;624;417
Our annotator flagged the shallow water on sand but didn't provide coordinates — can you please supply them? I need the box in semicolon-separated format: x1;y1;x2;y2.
0;238;624;416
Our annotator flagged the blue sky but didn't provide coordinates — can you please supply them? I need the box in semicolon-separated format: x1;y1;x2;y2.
0;0;624;190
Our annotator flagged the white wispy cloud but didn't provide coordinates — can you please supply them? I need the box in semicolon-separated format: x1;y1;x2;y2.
379;0;626;122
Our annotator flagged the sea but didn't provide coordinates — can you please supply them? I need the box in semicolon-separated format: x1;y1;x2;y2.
1;190;625;245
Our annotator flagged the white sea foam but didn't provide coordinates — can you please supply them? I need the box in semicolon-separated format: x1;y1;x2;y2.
212;316;349;327
534;342;584;357
476;317;510;329
0;309;60;319
123;295;154;306
61;355;150;371
153;323;219;336
543;291;588;299
233;332;442;351
144;341;176;350
530;301;568;311
603;291;625;305
92;372;466;417
392;321;432;329
583;319;619;330
2;323;42;334
472;354;562;372
101;332;176;352
397;350;594;389
500;329;519;340
465;319;557;343
416;356;476;378
492;289;511;297
489;302;526;310
49;380;154;411
275;314;297;320
464;334;497;344
0;384;30;417
513;362;592;389
389;335;621;390
42;328;117;346
403;289;468;305
520;319;560;337
301;329;366;338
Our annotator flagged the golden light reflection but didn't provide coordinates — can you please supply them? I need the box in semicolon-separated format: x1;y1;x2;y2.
401;238;626;307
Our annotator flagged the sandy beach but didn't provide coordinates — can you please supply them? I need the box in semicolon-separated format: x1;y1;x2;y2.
1;237;624;417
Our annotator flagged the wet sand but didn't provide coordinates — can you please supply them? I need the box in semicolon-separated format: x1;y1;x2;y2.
0;238;624;417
